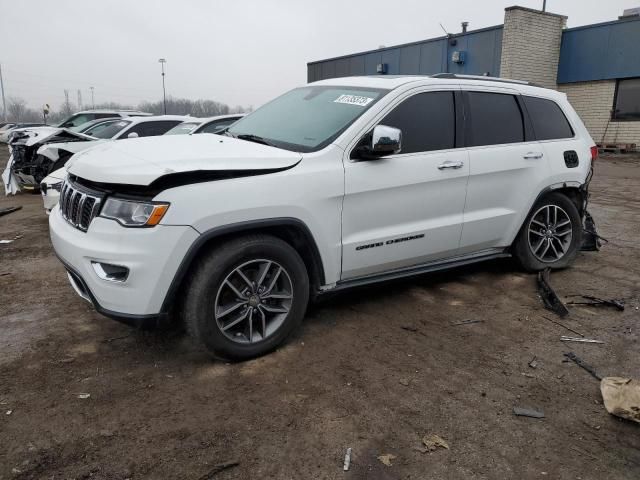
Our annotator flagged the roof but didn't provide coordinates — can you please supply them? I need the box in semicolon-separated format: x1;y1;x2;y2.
124;115;192;124
310;74;562;98
76;109;152;116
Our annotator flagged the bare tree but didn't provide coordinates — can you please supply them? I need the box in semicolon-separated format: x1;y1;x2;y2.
7;97;28;121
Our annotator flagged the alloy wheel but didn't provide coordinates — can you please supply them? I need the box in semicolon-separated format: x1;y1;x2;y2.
214;259;293;344
527;205;573;262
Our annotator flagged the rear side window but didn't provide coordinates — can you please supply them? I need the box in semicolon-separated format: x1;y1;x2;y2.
467;92;524;147
523;96;573;140
197;118;240;134
380;91;455;154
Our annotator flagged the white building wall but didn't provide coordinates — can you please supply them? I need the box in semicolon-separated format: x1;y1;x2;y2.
500;6;566;89
558;80;640;145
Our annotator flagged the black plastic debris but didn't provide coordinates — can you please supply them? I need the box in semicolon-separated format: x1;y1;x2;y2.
0;206;21;218
581;211;607;251
567;295;625;311
537;268;569;317
564;352;602;381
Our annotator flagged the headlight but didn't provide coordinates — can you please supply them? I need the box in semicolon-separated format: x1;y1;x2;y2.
100;198;169;227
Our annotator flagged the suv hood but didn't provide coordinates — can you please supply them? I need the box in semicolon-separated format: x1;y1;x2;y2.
67;134;302;186
12;127;95;147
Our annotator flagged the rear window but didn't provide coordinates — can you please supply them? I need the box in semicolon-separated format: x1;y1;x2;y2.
523;96;573;140
467;92;524;147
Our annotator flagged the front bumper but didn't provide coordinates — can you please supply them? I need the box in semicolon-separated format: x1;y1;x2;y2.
41;185;60;213
49;207;199;322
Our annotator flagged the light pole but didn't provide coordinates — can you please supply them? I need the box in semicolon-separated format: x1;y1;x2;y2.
90;86;95;109
0;62;6;122
158;58;167;114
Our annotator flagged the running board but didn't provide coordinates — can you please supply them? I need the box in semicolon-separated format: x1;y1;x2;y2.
325;250;511;293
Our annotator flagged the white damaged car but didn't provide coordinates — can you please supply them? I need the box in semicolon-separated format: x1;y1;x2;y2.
5;115;188;196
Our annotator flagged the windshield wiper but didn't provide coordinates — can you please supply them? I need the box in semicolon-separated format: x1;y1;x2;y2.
235;133;274;147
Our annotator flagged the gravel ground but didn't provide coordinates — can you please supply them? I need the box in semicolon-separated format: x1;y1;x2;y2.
1;147;639;480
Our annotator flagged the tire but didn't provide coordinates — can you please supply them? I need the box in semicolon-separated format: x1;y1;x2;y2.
513;192;582;272
182;234;309;360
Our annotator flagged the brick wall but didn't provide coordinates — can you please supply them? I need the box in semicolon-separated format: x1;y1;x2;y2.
558;80;640;145
500;6;566;89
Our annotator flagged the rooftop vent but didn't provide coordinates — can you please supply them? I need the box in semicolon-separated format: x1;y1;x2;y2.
461;21;469;33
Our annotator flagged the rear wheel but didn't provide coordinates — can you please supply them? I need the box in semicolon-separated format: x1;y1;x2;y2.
513;192;582;271
183;234;309;360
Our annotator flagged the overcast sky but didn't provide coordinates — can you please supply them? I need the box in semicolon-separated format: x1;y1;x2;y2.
1;0;638;111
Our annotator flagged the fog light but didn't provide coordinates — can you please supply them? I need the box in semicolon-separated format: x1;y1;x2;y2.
91;262;129;282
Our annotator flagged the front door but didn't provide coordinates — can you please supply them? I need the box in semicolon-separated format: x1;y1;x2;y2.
341;89;469;280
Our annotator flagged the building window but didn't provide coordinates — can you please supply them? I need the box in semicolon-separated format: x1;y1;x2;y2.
613;78;640;120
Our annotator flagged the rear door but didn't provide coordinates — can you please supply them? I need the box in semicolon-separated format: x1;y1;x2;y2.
459;87;551;254
521;95;582;180
341;87;469;280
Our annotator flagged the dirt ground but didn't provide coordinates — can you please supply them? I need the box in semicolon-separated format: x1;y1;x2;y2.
1;147;639;480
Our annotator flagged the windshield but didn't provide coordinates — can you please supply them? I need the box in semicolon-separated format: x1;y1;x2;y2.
57;113;94;129
164;122;200;135
84;120;131;139
228;86;387;152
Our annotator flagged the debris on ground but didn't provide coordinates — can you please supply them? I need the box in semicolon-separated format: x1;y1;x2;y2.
537;268;569;317
0;234;23;244
528;356;538;369
343;448;352;471
401;325;419;332
416;434;450;453
377;453;397;466
399;378;410;387
542;315;584;337
6;410;12;415
452;319;484;326
601;377;640;424
77;393;91;399
564;352;602;381
197;461;240;479
513;407;545;419
567;295;625;311
0;206;21;217
560;336;604;344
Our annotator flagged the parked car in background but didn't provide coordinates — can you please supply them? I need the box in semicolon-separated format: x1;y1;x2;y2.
38;115;190;208
0;123;47;143
9;115;189;194
164;114;245;135
49;74;597;360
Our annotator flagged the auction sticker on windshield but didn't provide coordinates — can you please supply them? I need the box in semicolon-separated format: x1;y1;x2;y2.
334;94;374;107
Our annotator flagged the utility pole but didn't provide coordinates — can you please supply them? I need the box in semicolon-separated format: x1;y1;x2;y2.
0;63;6;121
77;89;82;110
158;58;167;114
542;0;547;11
90;86;95;109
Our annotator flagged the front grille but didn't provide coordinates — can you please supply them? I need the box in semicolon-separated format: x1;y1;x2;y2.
59;179;104;232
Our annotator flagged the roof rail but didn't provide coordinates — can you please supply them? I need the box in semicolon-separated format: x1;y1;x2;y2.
430;73;542;87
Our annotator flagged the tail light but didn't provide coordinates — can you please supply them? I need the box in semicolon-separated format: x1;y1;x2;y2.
590;145;598;163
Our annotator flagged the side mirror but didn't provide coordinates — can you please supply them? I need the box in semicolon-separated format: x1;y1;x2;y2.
127;132;139;139
353;125;402;160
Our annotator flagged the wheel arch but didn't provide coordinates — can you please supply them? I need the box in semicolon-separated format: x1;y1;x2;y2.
160;217;326;314
512;182;586;248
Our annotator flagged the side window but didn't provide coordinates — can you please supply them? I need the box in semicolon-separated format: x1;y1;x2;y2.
94;113;119;120
467;92;524;147
123;121;182;138
379;91;455;154
198;118;238;134
523;96;573;140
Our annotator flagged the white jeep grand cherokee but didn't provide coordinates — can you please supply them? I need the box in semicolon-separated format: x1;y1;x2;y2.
50;75;597;360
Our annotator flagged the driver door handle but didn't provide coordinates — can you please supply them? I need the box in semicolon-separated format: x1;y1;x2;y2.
523;152;544;160
437;160;464;170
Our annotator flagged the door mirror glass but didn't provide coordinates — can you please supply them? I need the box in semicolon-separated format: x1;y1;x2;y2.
127;131;139;139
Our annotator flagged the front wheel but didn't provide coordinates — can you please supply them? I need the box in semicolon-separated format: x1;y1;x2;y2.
183;234;309;360
513;192;582;272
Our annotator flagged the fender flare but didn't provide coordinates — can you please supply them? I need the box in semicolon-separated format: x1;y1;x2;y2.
159;217;326;314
